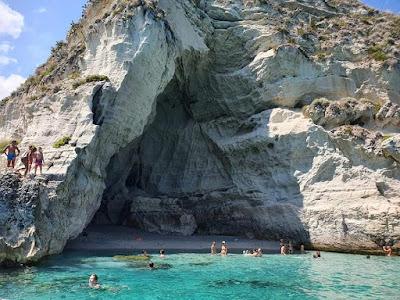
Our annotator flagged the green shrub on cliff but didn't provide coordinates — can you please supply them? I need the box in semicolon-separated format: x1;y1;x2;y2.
367;46;387;61
0;140;11;152
382;135;392;141
53;136;71;148
72;75;109;89
390;18;400;39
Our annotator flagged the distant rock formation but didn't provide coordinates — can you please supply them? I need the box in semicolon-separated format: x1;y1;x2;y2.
0;0;399;264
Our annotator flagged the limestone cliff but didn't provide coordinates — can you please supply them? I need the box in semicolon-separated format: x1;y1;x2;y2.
0;0;400;264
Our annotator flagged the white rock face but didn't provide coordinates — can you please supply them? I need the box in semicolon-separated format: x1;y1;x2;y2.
0;0;400;264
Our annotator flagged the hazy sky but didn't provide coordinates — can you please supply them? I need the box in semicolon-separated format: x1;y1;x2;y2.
0;0;398;99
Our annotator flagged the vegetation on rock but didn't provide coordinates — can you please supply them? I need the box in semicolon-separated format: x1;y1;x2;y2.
72;75;110;89
53;136;71;148
0;140;11;152
367;45;388;61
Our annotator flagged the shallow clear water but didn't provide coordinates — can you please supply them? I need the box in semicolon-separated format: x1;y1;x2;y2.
0;250;398;300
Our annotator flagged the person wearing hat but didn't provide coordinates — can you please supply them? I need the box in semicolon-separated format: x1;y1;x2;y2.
221;241;228;256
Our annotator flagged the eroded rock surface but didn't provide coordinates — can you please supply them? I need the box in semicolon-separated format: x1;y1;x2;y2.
1;0;400;263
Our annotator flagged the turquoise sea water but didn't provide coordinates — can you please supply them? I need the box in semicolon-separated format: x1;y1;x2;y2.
0;251;398;300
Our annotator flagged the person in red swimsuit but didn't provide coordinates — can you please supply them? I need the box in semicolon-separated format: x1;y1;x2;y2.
34;147;45;175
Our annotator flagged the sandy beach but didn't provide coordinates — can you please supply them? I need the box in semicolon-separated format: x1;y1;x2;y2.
66;225;281;253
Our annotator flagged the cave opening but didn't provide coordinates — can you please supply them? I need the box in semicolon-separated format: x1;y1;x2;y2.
90;67;234;236
87;50;311;242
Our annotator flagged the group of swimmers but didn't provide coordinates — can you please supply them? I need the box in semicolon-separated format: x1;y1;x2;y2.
88;249;167;289
86;241;396;289
243;248;263;257
280;240;304;255
210;241;263;257
2;141;45;176
210;241;228;255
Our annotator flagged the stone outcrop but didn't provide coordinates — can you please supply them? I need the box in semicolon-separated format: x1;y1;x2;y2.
303;97;375;129
0;0;400;264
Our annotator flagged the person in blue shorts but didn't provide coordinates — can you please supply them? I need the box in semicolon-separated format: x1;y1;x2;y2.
3;140;20;168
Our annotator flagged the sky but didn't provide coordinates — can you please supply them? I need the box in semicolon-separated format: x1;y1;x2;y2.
0;0;399;99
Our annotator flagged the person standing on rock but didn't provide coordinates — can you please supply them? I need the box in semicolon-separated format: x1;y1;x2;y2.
21;146;35;176
3;140;20;169
34;147;44;175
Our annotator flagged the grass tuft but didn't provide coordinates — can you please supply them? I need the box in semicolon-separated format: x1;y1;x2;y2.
0;140;11;153
72;75;109;89
367;46;388;61
53;136;71;148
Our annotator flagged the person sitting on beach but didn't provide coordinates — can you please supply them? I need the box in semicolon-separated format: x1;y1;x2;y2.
141;250;149;257
383;245;392;257
3;140;20;168
160;249;166;258
88;274;101;289
313;251;321;258
211;241;217;255
34;147;44;175
221;241;228;256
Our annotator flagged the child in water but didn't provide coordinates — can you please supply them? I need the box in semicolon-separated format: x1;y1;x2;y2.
34;147;44;175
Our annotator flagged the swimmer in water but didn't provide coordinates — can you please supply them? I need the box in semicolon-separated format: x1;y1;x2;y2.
313;251;321;258
280;244;287;255
288;241;294;254
251;248;262;257
88;274;100;289
142;250;149;257
160;249;166;258
220;241;228;256
383;245;392;257
211;241;217;255
149;262;155;269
